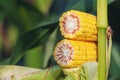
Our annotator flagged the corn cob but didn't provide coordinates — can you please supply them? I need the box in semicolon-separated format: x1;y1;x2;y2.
54;39;97;68
59;10;97;41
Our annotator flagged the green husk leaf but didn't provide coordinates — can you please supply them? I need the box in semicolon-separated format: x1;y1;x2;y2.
64;74;76;80
107;30;112;77
21;66;62;80
0;65;62;80
79;62;98;80
62;67;80;80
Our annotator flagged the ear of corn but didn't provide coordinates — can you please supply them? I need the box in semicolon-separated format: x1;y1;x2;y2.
54;10;98;69
54;39;97;68
59;10;97;41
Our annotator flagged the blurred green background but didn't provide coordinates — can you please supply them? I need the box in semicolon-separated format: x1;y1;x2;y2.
0;0;120;79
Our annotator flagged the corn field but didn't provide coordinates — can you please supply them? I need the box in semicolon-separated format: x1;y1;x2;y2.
0;0;120;80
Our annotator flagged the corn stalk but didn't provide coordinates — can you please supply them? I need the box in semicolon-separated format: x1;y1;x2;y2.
97;0;108;80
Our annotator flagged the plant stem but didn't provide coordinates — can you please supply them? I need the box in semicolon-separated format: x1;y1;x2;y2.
97;0;108;80
97;0;108;28
98;29;107;80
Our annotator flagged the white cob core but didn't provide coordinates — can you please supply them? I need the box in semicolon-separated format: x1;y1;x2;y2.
63;14;79;34
55;42;74;65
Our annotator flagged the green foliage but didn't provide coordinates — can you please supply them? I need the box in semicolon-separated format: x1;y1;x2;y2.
10;17;59;64
109;42;120;79
34;0;53;14
24;46;43;68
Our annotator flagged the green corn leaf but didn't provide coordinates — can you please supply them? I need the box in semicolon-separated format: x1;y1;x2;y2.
0;58;10;65
0;0;26;30
0;0;46;31
64;0;86;12
42;28;63;68
109;41;120;77
10;17;59;64
109;74;120;80
35;0;53;14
